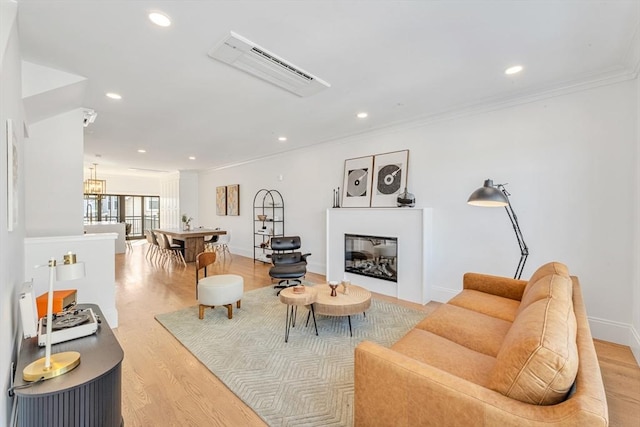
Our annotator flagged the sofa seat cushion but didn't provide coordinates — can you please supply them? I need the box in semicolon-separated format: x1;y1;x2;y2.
488;297;578;405
391;328;496;387
448;289;520;322
415;304;512;357
517;273;573;316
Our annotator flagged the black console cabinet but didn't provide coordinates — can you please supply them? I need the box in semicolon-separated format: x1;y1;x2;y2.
14;304;124;427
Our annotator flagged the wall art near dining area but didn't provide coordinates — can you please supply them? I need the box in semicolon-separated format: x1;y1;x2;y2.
216;186;227;216
226;184;239;216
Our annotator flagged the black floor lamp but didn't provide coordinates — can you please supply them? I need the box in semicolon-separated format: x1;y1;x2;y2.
467;179;529;280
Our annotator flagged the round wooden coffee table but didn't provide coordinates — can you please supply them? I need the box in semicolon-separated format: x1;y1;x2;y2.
313;283;372;336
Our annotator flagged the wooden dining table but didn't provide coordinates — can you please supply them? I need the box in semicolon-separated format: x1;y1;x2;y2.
154;228;227;262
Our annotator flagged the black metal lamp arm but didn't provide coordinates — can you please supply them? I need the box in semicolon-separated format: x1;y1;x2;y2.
497;184;529;280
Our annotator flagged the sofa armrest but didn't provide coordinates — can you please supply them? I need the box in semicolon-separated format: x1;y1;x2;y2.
463;273;528;301
354;341;607;427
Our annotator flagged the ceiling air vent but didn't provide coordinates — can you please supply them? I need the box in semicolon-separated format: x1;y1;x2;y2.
208;31;330;97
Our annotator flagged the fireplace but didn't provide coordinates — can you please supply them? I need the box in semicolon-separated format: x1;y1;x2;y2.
344;233;397;282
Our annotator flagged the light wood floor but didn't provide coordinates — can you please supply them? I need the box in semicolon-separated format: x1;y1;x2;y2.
114;243;640;426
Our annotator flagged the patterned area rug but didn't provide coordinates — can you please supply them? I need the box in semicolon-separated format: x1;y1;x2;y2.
155;285;431;427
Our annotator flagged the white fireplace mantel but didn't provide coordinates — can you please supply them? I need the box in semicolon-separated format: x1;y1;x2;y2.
326;208;432;304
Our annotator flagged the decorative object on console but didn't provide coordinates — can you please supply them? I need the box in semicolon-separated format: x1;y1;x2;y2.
342;156;373;207
371;150;409;207
35;289;76;318
226;184;240;216
23;252;86;382
216;186;227;216
467;179;529;279
397;187;415;207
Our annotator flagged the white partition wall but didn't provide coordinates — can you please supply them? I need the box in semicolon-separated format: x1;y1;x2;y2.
326;208;432;304
24;234;118;327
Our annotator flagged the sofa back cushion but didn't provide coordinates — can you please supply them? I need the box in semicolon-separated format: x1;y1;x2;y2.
488;296;578;405
517;274;573;316
523;262;569;299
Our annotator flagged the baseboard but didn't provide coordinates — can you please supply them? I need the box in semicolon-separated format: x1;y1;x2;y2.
630;325;640;366
588;316;633;346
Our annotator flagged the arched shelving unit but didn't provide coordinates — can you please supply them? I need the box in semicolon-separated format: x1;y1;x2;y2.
253;189;284;263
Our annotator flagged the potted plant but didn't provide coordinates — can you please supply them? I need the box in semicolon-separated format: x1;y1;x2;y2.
181;214;193;231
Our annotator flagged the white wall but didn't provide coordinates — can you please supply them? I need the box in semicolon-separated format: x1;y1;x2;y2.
199;80;638;347
93;172;161;196
0;4;25;425
25;108;85;237
179;170;199;226
24;234;118;327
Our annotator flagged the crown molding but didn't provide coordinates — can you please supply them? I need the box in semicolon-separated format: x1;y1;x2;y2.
206;66;638;173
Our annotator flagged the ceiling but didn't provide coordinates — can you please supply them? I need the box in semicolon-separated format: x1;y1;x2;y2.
16;1;640;176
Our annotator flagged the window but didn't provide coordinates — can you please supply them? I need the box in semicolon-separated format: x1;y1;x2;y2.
84;194;161;239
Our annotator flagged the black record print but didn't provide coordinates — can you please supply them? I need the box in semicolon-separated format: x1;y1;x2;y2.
376;164;402;194
347;168;369;197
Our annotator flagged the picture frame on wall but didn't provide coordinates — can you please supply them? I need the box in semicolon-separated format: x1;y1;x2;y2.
341;155;374;208
370;149;409;207
226;184;239;216
6;119;18;231
216;186;227;216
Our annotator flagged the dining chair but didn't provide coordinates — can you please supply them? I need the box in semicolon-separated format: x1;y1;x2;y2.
209;229;232;259
148;230;163;264
158;232;187;267
125;223;133;252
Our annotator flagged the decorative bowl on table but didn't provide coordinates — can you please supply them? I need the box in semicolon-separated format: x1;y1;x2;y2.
292;285;305;294
257;214;267;221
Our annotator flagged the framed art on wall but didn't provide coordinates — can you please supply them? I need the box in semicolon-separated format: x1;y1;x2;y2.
6;119;18;231
226;184;239;216
341;156;374;208
370;149;409;207
216;186;227;216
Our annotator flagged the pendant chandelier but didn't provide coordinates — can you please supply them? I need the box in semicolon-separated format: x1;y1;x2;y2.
83;163;106;195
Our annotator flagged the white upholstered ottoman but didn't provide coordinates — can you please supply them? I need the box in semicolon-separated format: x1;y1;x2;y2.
197;274;244;319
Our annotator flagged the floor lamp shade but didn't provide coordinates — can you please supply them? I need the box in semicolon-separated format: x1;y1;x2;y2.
467;179;509;207
467;179;529;279
23;253;86;382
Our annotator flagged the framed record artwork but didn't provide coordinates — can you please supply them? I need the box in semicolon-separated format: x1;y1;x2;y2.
342;155;374;208
216;186;227;216
371;150;408;207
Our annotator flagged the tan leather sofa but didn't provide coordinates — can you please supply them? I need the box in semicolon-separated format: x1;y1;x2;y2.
354;262;609;426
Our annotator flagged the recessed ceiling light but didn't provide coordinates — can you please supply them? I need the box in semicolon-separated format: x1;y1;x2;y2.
504;65;524;75
149;12;171;27
189;156;196;160
278;136;287;142
106;92;122;100
137;149;146;153
356;112;368;119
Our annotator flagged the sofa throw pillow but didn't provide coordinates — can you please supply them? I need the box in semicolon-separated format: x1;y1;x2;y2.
488;297;578;405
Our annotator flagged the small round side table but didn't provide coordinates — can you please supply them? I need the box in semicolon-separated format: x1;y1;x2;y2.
279;286;318;342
